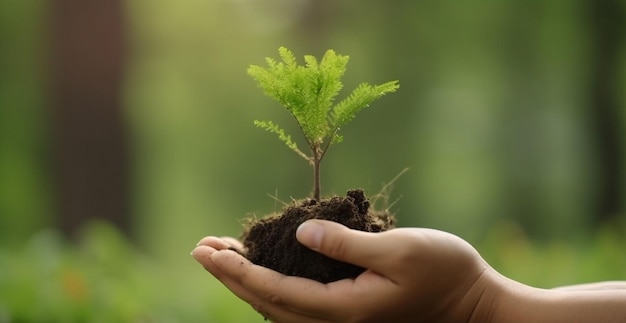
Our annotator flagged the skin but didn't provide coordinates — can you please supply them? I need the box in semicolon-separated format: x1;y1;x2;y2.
192;220;626;323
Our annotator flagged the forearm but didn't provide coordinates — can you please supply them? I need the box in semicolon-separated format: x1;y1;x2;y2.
488;271;626;322
552;281;626;291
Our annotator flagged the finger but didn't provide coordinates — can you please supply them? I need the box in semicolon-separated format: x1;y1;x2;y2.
295;220;404;274
192;246;322;322
211;249;343;317
209;250;335;322
193;246;270;315
191;245;222;272
192;251;328;323
192;245;257;304
196;236;232;250
220;236;244;251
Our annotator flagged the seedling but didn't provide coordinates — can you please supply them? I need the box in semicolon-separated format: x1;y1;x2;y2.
248;47;399;200
240;47;399;284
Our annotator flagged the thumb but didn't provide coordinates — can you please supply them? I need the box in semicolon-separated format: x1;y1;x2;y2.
296;219;393;272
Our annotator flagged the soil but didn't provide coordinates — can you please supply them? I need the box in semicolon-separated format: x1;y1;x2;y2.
239;189;395;283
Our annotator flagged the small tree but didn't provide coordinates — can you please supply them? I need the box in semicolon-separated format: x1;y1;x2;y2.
248;47;399;201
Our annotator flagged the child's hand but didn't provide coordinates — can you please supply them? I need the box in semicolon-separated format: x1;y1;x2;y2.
192;220;492;322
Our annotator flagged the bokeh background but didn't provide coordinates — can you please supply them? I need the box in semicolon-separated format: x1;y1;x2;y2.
1;0;626;321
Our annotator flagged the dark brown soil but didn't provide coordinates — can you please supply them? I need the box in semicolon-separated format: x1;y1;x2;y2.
239;189;395;283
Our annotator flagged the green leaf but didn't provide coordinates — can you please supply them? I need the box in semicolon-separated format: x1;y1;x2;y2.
278;47;297;69
331;80;399;128
253;120;309;161
249;47;398;159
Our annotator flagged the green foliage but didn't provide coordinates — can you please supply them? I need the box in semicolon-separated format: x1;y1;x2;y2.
248;47;399;199
248;46;398;159
253;120;307;160
0;221;262;322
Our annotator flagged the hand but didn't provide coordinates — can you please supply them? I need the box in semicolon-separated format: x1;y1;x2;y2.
192;220;493;322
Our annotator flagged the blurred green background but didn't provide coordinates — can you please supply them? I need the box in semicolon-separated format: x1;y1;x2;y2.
1;0;625;322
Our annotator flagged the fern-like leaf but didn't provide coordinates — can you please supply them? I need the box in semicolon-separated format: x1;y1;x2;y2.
331;80;399;128
253;120;310;162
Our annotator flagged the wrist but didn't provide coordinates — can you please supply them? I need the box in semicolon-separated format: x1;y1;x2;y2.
462;266;508;323
465;267;557;323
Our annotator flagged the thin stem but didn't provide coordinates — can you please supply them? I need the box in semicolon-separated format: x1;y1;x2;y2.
319;127;338;162
312;145;321;201
310;129;339;200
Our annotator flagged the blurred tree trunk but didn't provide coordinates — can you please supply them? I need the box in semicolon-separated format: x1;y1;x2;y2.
296;0;335;49
48;0;131;239
587;0;625;224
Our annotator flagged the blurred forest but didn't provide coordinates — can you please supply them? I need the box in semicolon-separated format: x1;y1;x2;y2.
1;0;625;322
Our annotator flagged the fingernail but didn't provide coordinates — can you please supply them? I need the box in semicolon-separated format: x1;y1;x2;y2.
296;220;324;250
191;246;215;258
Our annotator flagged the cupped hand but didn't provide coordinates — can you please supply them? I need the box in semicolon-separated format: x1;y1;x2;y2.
192;220;493;323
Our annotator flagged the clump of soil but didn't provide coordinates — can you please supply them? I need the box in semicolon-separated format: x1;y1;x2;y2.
239;189;395;283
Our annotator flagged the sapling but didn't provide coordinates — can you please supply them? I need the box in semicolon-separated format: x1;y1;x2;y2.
248;46;399;200
240;47;399;284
